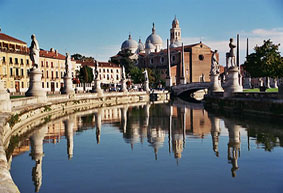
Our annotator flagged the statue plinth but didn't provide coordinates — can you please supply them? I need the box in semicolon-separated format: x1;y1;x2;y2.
121;79;128;92
144;80;150;92
92;79;103;95
166;76;172;87
224;66;243;97
209;73;223;94
62;76;74;94
0;80;11;112
25;68;46;98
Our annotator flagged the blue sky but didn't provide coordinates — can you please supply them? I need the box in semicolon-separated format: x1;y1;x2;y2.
0;0;282;65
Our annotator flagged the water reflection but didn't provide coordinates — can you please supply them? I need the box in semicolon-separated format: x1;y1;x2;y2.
10;102;283;192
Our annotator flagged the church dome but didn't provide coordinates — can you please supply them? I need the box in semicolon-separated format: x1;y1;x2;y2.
146;23;163;46
137;39;145;52
121;34;138;53
170;40;182;48
145;40;155;50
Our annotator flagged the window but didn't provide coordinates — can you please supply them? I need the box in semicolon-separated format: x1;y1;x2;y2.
107;69;109;73
21;69;24;76
9;57;13;64
111;69;113;73
56;71;58;78
51;71;54;79
42;70;44;78
46;71;49;78
46;61;48;67
41;61;44;67
107;75;109;80
199;54;204;61
20;59;23;64
99;69;101;72
103;69;105;73
27;69;30;76
10;68;13;76
26;59;29;65
171;55;176;62
51;62;53;68
116;75;119;80
47;82;49;88
42;82;44;88
61;72;63;78
116;69;119;73
16;68;19;76
15;58;18;64
2;57;5;63
150;58;154;64
56;82;58;88
21;82;24;88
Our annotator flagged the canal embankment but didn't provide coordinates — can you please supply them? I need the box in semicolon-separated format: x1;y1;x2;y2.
204;92;283;119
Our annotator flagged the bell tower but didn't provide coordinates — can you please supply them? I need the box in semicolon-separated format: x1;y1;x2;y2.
170;16;181;45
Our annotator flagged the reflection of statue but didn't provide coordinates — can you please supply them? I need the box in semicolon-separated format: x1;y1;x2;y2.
29;34;40;69
65;53;72;77
210;50;220;75
226;38;236;67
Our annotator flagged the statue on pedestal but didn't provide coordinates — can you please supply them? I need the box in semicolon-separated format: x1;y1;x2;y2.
226;38;236;68
26;34;46;98
143;69;150;92
65;53;72;78
94;61;99;80
29;34;40;70
210;50;220;75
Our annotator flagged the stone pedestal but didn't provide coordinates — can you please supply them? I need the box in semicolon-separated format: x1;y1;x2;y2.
25;68;46;98
224;67;243;97
209;74;223;94
92;79;103;95
166;77;172;88
61;76;74;94
144;80;150;92
121;79;127;92
0;80;11;112
180;77;186;84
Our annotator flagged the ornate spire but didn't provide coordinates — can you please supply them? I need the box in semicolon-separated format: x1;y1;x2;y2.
152;22;155;34
128;33;132;40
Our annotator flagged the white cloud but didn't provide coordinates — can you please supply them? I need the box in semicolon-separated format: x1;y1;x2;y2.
183;28;283;66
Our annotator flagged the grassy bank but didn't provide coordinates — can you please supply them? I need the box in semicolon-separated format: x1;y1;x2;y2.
244;88;278;92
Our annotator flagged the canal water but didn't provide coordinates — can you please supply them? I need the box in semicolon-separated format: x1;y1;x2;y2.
9;101;283;193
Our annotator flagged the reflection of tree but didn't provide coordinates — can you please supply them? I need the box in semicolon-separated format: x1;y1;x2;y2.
248;128;281;152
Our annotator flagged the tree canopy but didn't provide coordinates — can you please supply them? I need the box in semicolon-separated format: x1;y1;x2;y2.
79;65;93;83
243;39;283;78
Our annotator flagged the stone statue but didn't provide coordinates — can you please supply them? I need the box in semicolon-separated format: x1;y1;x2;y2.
29;34;40;69
228;38;236;67
65;53;72;78
122;66;126;80
143;69;149;81
94;61;99;80
210;50;220;75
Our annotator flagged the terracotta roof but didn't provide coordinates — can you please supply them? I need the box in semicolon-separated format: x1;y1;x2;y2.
0;33;27;44
39;50;66;60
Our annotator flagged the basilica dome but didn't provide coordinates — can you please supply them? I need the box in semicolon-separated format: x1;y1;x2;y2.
145;23;163;52
137;39;145;53
121;34;138;53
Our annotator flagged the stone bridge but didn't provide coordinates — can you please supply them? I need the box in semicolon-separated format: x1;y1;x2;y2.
171;82;211;97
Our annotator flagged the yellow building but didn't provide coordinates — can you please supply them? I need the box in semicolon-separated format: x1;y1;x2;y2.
0;32;76;94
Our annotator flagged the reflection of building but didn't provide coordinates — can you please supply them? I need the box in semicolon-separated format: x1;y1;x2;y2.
29;125;48;193
0;31;76;94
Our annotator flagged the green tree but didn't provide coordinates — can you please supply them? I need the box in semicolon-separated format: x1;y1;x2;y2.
243;39;283;79
79;66;93;90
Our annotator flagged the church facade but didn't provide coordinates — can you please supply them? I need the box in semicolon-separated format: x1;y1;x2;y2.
117;17;217;86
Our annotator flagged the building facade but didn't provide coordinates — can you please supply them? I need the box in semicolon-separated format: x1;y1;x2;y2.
0;32;76;94
117;17;216;86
